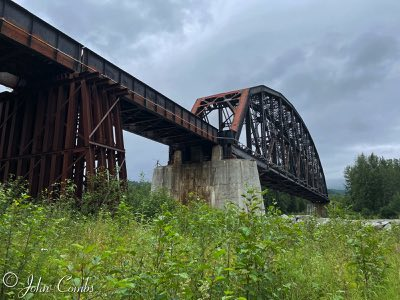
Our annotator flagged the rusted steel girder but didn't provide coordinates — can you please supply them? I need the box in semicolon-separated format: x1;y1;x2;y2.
0;73;126;196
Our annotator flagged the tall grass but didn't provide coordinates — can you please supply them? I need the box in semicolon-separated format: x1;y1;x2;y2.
0;180;399;299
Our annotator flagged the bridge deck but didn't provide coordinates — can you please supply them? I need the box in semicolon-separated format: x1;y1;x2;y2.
232;145;327;203
0;0;218;147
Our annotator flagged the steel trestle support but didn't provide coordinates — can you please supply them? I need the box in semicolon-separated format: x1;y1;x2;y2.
0;73;126;196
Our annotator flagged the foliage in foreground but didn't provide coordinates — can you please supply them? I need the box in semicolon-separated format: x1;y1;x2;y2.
0;181;399;299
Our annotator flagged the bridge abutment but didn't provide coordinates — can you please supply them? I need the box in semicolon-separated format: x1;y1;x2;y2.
152;146;264;209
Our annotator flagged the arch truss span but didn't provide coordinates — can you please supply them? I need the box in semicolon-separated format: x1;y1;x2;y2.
192;85;328;203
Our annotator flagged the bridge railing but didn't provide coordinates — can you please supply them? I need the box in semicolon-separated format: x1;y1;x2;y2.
0;0;218;141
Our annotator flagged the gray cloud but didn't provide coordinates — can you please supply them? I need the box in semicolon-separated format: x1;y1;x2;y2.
17;0;213;64
7;0;400;188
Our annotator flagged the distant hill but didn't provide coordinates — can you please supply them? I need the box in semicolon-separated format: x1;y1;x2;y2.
328;189;346;196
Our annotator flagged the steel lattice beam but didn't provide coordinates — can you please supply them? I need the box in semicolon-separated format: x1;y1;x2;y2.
192;85;329;203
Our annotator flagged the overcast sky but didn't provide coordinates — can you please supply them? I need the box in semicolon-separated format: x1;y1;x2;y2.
5;0;400;188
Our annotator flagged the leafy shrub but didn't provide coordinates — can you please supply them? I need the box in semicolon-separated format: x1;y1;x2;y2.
81;171;124;215
124;175;177;220
347;225;388;297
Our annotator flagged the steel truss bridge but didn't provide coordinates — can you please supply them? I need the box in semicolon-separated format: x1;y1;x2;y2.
0;0;328;203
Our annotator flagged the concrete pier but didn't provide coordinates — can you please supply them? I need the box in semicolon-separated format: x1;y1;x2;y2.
152;146;263;210
306;203;328;217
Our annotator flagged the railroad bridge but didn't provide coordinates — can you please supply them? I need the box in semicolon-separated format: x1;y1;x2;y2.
0;0;328;207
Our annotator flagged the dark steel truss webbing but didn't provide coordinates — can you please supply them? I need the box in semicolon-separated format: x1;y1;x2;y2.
192;85;329;203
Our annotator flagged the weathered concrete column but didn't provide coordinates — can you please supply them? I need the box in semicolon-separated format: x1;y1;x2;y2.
152;145;263;210
315;203;327;217
172;149;182;165
307;202;328;217
211;144;223;161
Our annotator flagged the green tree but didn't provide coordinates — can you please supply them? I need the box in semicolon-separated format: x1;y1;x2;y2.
345;153;400;218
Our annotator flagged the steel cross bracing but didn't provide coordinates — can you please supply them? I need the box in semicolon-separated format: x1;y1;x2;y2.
0;0;217;196
0;73;128;197
192;86;329;203
0;0;328;203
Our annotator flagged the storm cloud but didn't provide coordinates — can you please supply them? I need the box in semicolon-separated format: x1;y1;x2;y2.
6;0;400;188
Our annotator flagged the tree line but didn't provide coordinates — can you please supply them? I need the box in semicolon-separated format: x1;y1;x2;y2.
270;153;400;218
343;153;400;218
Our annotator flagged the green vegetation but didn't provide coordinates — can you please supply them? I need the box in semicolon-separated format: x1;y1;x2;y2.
328;189;346;196
264;191;308;215
1;178;400;299
339;153;400;218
